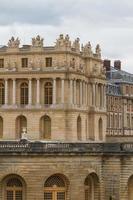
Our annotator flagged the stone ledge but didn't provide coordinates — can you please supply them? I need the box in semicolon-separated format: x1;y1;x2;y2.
0;140;132;154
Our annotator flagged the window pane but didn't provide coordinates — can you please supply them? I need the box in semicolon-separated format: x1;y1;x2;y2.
44;192;52;200
15;191;22;200
7;191;13;200
57;192;65;200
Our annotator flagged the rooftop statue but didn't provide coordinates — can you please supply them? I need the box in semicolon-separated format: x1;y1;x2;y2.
95;44;101;58
82;42;93;56
72;38;80;53
8;37;20;48
32;35;44;48
55;34;71;50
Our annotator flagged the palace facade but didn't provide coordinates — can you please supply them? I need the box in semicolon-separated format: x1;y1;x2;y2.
0;35;132;200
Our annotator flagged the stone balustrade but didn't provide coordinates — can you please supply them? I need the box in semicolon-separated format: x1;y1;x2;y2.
0;140;132;153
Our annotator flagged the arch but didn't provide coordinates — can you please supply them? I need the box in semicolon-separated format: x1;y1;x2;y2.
0;116;3;138
2;174;26;200
84;173;100;200
98;118;103;140
128;175;133;200
44;174;69;200
0;82;5;105
77;115;82;140
20;82;28;105
16;115;27;139
44;82;53;105
40;115;51;139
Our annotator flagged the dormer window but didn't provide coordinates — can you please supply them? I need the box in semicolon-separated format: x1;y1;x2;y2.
46;57;52;67
0;59;4;68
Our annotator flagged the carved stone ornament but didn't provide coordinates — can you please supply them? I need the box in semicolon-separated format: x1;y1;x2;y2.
8;37;20;48
82;42;93;56
95;44;101;58
32;35;44;47
72;38;80;52
55;34;71;50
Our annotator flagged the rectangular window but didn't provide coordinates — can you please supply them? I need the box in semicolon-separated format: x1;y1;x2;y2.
21;58;28;68
0;59;4;68
45;57;52;67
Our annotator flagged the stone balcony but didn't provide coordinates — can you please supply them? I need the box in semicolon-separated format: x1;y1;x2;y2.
0;139;132;154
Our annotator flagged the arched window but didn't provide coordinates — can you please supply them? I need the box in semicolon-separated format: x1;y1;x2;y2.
40;115;51;139
44;175;66;200
77;116;81;140
84;173;100;200
0;82;5;105
85;175;94;200
0;116;3;138
44;82;53;105
20;83;28;105
99;118;103;140
5;177;24;200
16;115;27;139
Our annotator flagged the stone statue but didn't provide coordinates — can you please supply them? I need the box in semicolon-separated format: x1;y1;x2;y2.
8;37;20;48
82;42;92;56
21;127;27;140
95;44;101;58
32;35;44;47
55;34;71;50
72;38;80;52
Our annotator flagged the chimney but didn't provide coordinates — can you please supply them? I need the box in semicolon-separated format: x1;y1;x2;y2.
103;59;111;71
114;60;121;70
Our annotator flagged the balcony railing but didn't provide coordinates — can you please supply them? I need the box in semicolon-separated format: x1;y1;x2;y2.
106;128;133;136
0;140;132;154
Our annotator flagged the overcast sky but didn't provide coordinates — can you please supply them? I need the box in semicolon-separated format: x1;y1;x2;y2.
0;0;133;73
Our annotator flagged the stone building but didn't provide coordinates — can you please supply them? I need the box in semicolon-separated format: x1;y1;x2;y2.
105;60;133;142
0;35;106;142
0;35;132;200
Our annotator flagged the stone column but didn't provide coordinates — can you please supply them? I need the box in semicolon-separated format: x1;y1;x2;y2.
61;79;65;104
80;80;82;106
12;79;16;105
70;79;73;104
92;83;95;106
28;78;32;105
86;82;88;106
104;85;106;108
36;78;40;105
53;78;56;104
5;79;8;105
95;83;98;107
101;84;103;108
74;79;76;105
82;81;86;106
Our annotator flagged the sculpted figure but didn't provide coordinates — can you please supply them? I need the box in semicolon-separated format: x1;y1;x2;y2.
32;35;44;47
82;42;92;56
8;37;20;48
55;34;71;50
72;38;80;52
95;44;101;58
